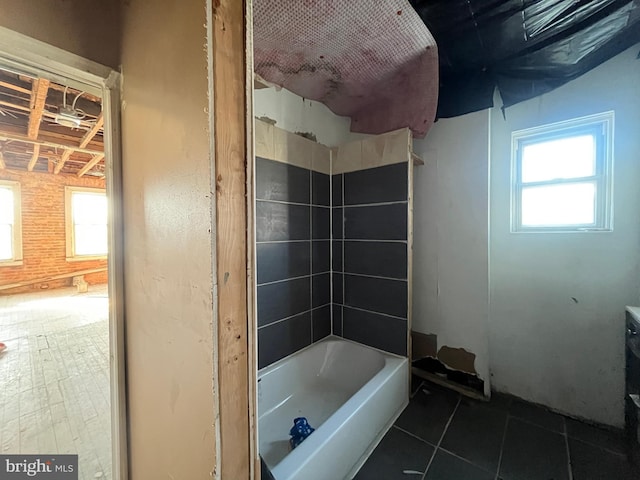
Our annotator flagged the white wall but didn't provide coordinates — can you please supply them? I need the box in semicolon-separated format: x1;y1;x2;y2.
412;110;491;394
254;86;356;147
489;45;640;427
412;45;640;427
120;1;218;476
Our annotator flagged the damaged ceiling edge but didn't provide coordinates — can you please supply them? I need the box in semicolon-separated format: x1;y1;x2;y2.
252;0;439;138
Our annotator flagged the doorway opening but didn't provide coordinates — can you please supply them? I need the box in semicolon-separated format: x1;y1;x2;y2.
0;31;125;480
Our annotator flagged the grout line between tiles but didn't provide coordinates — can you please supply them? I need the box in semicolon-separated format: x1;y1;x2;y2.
563;417;574;480
257;273;310;287
392;425;436;447
421;396;461;480
341;174;345;336
343;200;408;208
343;272;408;282
437;446;497;476
342;305;407;322
256;198;330;208
506;413;564;435
256;239;310;244
258;303;332;331
410;380;425;399
494;415;510;480
329;171;333;336
309;170;314;344
342;239;408;243
568;436;628;458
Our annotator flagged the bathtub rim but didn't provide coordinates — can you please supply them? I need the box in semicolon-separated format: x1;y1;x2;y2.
258;336;409;478
257;335;407;379
269;354;408;479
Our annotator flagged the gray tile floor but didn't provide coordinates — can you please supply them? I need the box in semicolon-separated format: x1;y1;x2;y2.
355;379;638;480
0;286;111;480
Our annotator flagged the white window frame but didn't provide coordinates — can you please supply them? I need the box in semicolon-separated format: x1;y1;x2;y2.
65;186;108;261
511;111;614;233
0;179;23;266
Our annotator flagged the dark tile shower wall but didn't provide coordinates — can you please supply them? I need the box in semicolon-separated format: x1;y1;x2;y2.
256;157;331;369
332;162;409;356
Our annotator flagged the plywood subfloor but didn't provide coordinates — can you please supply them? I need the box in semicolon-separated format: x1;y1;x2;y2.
0;285;111;480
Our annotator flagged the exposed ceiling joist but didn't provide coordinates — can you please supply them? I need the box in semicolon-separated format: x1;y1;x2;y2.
27;145;40;171
77;153;104;178
0;80;30;95
0;131;102;156
27;78;50;140
0;119;102;147
54;113;103;174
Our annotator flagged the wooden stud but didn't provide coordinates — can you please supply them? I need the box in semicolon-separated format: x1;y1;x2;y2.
245;0;259;476
0;150;5;169
0;120;104;148
27;145;40;171
0;79;31;95
407;131;415;392
0;131;102;156
76;153;104;177
212;0;253;478
54;113;103;174
27;78;50;140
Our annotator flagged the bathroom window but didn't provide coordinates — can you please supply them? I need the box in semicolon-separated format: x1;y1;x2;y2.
511;112;614;232
65;187;108;260
0;180;22;265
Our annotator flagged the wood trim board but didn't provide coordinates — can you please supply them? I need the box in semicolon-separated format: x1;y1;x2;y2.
212;0;255;477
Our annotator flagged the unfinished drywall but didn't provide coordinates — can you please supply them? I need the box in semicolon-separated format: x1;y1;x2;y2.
0;170;107;293
120;0;216;477
489;45;640;427
254;86;357;147
0;0;120;69
412;110;491;395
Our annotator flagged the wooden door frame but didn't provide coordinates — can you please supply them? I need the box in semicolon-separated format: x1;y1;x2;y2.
0;27;128;480
209;0;259;478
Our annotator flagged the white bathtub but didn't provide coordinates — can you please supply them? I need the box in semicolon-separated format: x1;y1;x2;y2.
258;337;409;480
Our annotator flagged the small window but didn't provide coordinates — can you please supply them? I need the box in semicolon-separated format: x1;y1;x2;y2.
0;180;22;265
511;112;614;232
65;187;108;260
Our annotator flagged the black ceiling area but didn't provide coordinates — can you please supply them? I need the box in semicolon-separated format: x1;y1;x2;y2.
410;0;640;119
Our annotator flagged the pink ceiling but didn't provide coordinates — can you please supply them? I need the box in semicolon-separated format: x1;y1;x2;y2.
253;0;439;138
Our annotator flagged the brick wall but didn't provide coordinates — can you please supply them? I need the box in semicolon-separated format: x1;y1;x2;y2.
0;170;108;294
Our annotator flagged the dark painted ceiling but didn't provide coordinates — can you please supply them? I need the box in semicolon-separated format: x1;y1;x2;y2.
410;0;640;118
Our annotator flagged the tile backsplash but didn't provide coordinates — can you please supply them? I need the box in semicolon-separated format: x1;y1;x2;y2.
332;162;409;356
257;154;410;369
256;157;331;368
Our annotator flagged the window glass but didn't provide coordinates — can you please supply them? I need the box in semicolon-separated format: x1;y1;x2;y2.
0;186;14;260
0;224;12;260
512;112;612;232
71;191;107;256
0;186;13;224
521;183;596;227
521;135;595;183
